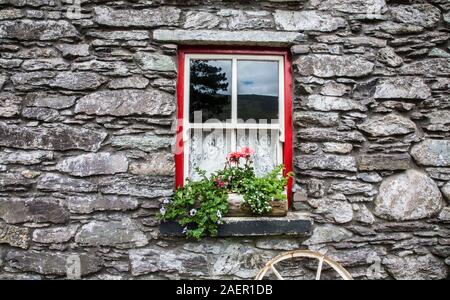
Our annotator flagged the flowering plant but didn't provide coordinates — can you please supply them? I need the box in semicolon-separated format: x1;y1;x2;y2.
158;147;292;239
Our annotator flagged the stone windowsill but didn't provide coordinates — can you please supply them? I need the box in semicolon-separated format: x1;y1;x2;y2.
159;212;312;237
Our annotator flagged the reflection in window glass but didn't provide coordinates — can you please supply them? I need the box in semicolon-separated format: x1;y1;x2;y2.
189;60;232;123
237;60;279;123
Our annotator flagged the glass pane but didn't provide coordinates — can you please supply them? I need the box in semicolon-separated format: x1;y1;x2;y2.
189;129;231;181
237;129;280;177
189;59;232;123
237;60;279;123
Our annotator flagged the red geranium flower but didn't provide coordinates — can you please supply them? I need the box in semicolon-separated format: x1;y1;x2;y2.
240;147;255;157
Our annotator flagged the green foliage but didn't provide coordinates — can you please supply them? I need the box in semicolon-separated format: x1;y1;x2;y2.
158;153;292;240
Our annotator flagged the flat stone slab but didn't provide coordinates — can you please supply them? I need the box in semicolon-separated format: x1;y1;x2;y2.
153;29;305;46
159;212;312;237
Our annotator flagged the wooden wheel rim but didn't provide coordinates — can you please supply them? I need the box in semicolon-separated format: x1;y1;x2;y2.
255;250;353;280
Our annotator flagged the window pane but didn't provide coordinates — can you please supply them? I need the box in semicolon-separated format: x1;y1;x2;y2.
237;129;280;177
189;60;232;123
189;129;231;181
237;60;279;123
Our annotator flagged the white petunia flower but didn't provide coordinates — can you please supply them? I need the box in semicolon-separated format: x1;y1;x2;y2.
160;207;166;215
189;209;197;217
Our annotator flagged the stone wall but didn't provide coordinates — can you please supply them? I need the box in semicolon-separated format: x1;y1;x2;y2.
0;0;449;280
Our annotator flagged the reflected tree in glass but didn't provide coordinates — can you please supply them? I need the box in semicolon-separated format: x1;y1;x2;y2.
189;60;231;123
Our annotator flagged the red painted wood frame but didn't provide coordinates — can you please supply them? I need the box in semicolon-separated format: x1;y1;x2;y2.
175;45;294;207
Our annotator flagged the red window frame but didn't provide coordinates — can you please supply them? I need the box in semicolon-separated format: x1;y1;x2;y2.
175;45;294;207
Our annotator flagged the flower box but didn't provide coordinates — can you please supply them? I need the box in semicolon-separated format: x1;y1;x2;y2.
226;193;288;217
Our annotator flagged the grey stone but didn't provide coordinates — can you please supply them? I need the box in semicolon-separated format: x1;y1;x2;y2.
111;134;173;152
304;225;353;245
377;47;403;67
130;247;208;277
66;194;139;214
184;11;221;29
26;93;76;109
322;143;353;154
134;52;176;72
0;20;78;40
303;95;366;112
357;114;416;137
298;128;366;143
72;60;129;75
310;0;387;14
0;198;69;224
11;71;107;91
22;107;59;122
99;176;173;199
48;72;107;91
56;153;128;177
56;44;90;58
308;198;353;223
0;150;53;165
374;77;431;100
6;250;102;276
208;243;274;279
274;10;347;32
75;218;148;249
295;154;357;172
0;8;24;19
0;75;6;90
0;122;106;152
21;58;69;71
442;183;450;201
411;139;450;167
87;30;150;41
296;55;374;78
294;111;339;127
94;6;181;27
129;153;175;176
75;89;175;117
353;204;375;225
317;35;387;48
108;76;149;90
0;92;21;117
320;82;350;97
0;224;29;249
0;172;34;192
374;170;443;221
357;154;412;171
219;9;273;30
438;207;450;222
383;254;447;280
37;173;97;193
255;238;302;251
291;45;310;55
429;48;450;58
330;181;376;195
32;225;78;244
400;59;450;76
0;58;23;68
153;29;304;46
391;4;441;29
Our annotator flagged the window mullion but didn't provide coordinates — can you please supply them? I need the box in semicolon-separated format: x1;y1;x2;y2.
231;58;238;151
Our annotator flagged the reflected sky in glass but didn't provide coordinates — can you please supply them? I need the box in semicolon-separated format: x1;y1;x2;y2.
237;60;279;123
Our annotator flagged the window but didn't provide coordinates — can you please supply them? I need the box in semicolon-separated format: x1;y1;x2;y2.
175;47;293;205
